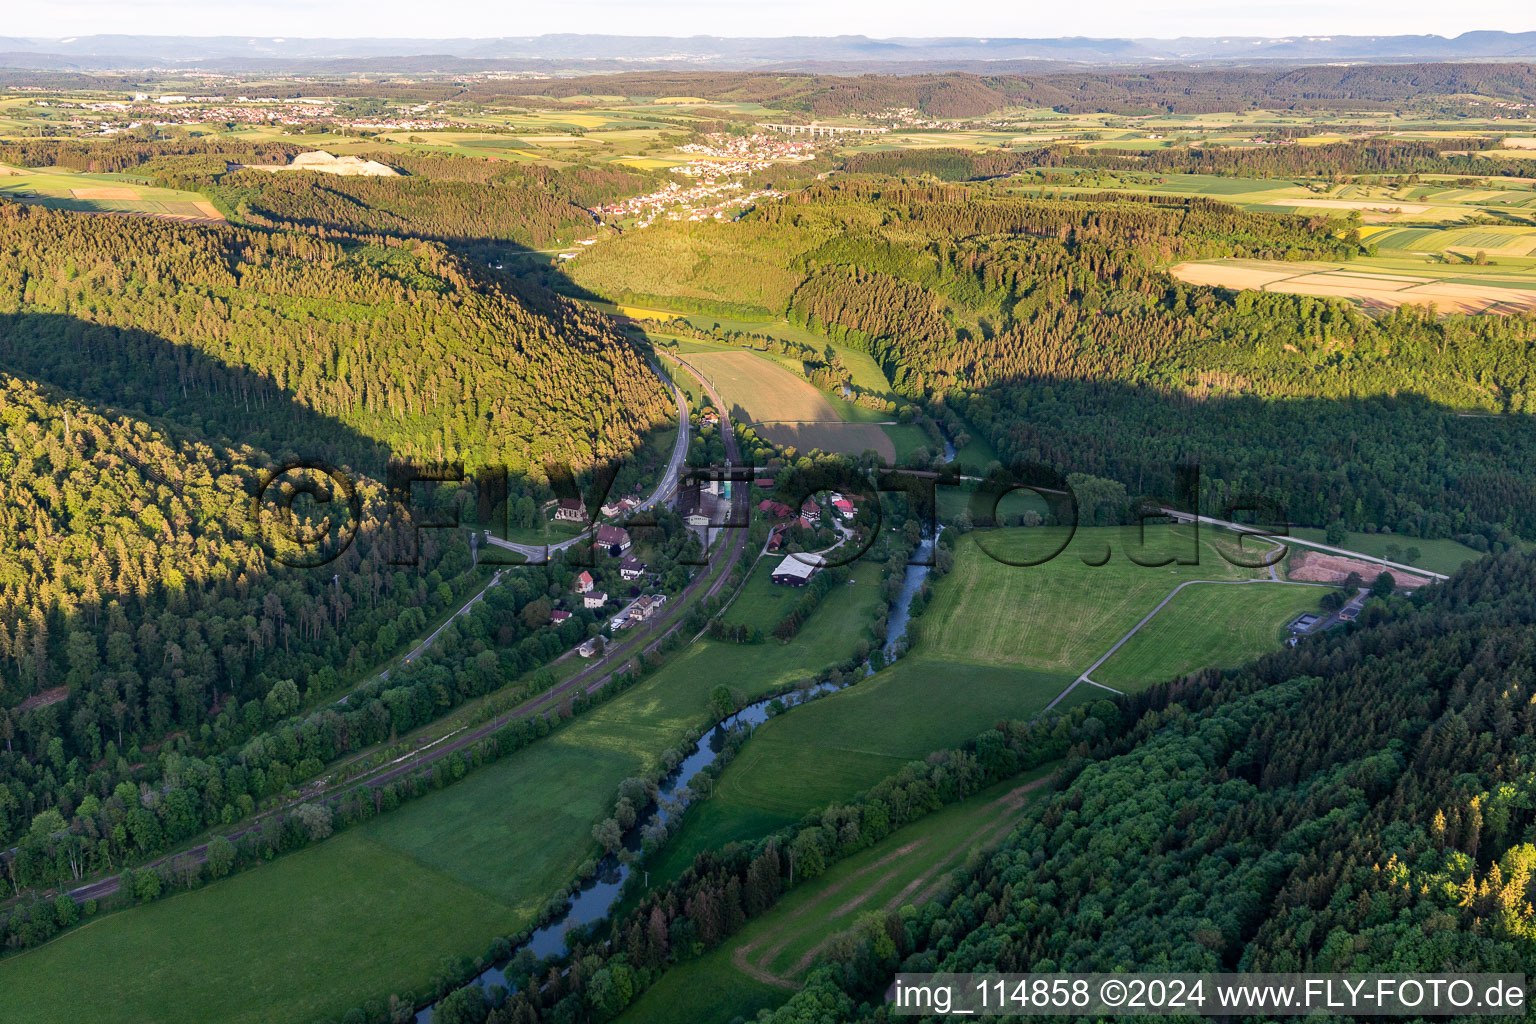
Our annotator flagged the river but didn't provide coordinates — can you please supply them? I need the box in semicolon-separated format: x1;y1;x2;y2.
415;441;955;1020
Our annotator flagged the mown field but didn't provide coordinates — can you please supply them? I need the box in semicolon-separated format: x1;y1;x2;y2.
619;768;1058;1024
1092;581;1325;691
919;526;1265;675
638;654;1085;893
0;166;220;219
0;566;888;1024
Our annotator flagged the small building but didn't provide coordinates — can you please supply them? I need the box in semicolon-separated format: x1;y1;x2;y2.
577;638;601;658
1287;612;1322;634
700;410;720;427
584;590;608;610
554;498;587;522
550;610;572;625
573;571;594;594
1338;591;1368;622
619;555;646;580
685;512;711;528
771;555;819;587
799;501;821;529
767;524;787;551
832;498;854;520
754;477;776;489
596;524;632;555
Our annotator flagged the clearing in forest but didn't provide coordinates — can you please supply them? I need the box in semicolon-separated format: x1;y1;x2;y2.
683;349;896;459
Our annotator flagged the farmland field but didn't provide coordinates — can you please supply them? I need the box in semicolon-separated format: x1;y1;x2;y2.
1284;529;1485;576
618;769;1057;1024
0;167;222;220
0;830;518;1024
680;349;897;460
639;655;1077;890
1170;258;1536;314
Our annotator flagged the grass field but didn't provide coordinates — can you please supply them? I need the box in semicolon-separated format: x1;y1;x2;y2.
920;526;1264;675
0;563;888;1024
0;830;518;1024
620;768;1057;1024
1092;582;1324;691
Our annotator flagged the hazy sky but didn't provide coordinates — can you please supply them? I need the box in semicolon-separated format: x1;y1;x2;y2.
13;0;1536;40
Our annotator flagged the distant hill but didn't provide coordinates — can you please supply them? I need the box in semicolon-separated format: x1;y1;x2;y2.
4;31;1536;71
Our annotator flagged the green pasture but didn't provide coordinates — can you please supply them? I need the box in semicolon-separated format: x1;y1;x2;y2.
0;557;886;1024
1092;582;1325;691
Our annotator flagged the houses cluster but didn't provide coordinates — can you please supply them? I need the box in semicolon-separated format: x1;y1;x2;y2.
69;96;462;133
591;178;781;228
675;133;819;163
875;107;962;130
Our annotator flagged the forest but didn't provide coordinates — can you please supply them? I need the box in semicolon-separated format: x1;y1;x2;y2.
450;63;1536;116
0;201;679;888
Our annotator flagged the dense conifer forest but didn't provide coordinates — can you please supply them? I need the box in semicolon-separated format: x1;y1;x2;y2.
0;200;675;877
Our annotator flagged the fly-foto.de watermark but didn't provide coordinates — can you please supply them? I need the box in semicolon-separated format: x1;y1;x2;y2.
889;973;1528;1016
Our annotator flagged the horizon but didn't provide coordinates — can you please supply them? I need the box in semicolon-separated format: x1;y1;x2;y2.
9;1;1536;48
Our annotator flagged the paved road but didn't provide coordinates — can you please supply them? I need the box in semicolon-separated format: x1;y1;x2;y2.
483;368;690;562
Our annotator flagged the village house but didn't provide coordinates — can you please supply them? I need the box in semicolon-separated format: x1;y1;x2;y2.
596;524;632;555
584;590;608;610
799;501;822;529
832;498;854;520
554;498;586;523
767;524;787;551
611;593;668;630
619;555;646;580
601;495;640;518
758;499;794;519
577;638;601;658
700;410;720;427
549;610;572;625
573;571;594;594
771;555;819;587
